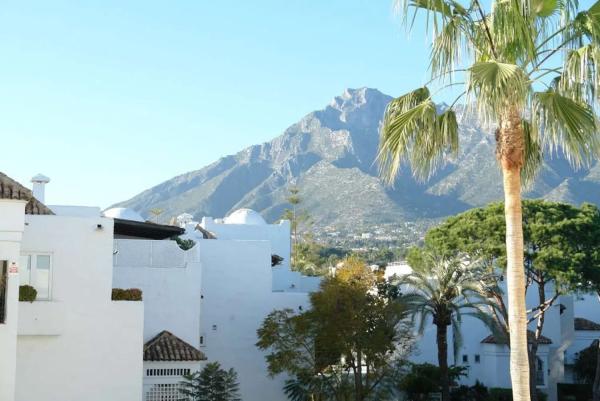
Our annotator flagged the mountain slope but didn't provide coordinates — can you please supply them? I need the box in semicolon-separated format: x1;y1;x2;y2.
114;87;600;232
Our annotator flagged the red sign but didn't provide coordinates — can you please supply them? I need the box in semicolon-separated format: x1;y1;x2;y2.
8;262;18;274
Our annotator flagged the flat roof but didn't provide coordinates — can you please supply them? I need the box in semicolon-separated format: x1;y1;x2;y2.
113;218;184;240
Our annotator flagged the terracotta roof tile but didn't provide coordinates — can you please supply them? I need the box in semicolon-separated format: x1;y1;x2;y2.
574;317;600;331
144;331;207;362
0;172;54;215
481;330;552;345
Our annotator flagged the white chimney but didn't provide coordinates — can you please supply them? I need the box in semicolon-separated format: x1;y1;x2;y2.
31;174;50;203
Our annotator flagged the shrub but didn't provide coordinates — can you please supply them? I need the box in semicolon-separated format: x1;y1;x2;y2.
112;288;142;301
19;285;37;302
179;362;241;401
172;236;196;251
557;383;592;401
489;388;547;401
451;381;489;401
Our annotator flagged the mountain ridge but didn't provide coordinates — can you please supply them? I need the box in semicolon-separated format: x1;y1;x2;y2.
114;87;600;236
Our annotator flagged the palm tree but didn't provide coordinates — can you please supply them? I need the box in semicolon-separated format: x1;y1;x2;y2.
400;250;499;401
378;1;600;399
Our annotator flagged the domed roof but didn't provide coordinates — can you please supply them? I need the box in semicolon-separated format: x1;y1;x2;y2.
103;207;145;222
223;208;266;225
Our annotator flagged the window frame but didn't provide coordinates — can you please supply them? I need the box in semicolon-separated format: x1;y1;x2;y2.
20;252;53;301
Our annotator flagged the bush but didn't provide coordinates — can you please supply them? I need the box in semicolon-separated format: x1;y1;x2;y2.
19;285;37;302
489;388;547;401
557;383;592;401
112;288;142;301
172;236;196;251
451;381;489;401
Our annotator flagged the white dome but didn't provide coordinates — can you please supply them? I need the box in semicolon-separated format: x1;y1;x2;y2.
223;208;266;225
103;207;145;222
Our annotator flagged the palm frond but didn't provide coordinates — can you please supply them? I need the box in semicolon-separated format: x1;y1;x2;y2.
532;89;600;167
491;0;537;64
521;119;544;186
378;87;459;183
430;14;473;80
560;44;600;105
467;61;530;123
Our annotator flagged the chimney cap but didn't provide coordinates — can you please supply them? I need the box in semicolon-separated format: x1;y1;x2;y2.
31;174;50;184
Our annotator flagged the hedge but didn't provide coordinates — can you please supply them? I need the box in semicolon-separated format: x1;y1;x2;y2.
111;288;142;301
557;383;592;401
19;285;37;302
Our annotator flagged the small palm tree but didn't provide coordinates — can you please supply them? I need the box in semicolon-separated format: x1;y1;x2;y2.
378;1;600;399
399;250;499;401
179;362;241;401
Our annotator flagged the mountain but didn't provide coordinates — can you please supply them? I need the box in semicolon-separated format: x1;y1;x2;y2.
114;87;600;236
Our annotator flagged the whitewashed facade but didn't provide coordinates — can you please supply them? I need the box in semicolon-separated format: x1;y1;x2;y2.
111;208;319;401
389;261;600;401
0;173;144;401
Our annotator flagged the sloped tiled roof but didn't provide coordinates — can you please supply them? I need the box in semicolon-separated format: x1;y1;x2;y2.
144;331;207;362
574;317;600;331
0;172;54;215
481;330;552;345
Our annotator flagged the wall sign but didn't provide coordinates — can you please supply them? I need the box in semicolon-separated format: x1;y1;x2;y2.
8;262;18;274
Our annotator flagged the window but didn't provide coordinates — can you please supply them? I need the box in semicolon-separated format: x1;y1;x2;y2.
474;354;481;364
462;354;469;363
146;368;190;377
0;261;7;323
146;383;181;401
536;357;545;386
20;254;52;300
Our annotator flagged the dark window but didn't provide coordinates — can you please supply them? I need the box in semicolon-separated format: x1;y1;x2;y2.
462;354;468;363
475;354;481;363
0;261;7;324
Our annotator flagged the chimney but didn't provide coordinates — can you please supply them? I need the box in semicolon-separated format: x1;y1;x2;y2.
31;174;50;203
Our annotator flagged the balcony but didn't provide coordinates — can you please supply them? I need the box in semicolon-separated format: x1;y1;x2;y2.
18;301;65;336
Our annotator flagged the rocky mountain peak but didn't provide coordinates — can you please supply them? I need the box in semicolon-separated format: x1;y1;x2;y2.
114;87;600;234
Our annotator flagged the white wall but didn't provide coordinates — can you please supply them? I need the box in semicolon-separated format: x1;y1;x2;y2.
113;219;315;401
199;239;311;401
113;239;202;346
15;215;144;401
0;199;26;401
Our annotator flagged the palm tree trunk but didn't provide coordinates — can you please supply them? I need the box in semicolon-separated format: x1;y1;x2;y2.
436;323;450;401
529;273;546;401
498;109;531;401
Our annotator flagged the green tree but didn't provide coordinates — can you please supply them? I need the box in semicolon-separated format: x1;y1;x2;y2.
281;187;312;267
377;0;600;399
424;200;600;400
256;257;411;401
400;249;499;401
179;362;241;401
563;204;600;400
574;340;600;385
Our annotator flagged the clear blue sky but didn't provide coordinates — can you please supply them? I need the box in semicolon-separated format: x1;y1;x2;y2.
0;1;442;208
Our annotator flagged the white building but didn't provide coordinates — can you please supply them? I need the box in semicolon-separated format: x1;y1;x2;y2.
388;261;600;401
0;172;144;401
110;207;320;401
4;169;598;401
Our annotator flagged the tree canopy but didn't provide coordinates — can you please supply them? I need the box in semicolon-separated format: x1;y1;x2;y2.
256;257;411;401
424;200;600;292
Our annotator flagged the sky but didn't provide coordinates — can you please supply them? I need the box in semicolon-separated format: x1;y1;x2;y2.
0;1;455;207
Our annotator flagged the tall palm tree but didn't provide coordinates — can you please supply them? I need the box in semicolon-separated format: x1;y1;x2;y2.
378;0;600;399
400;250;499;401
